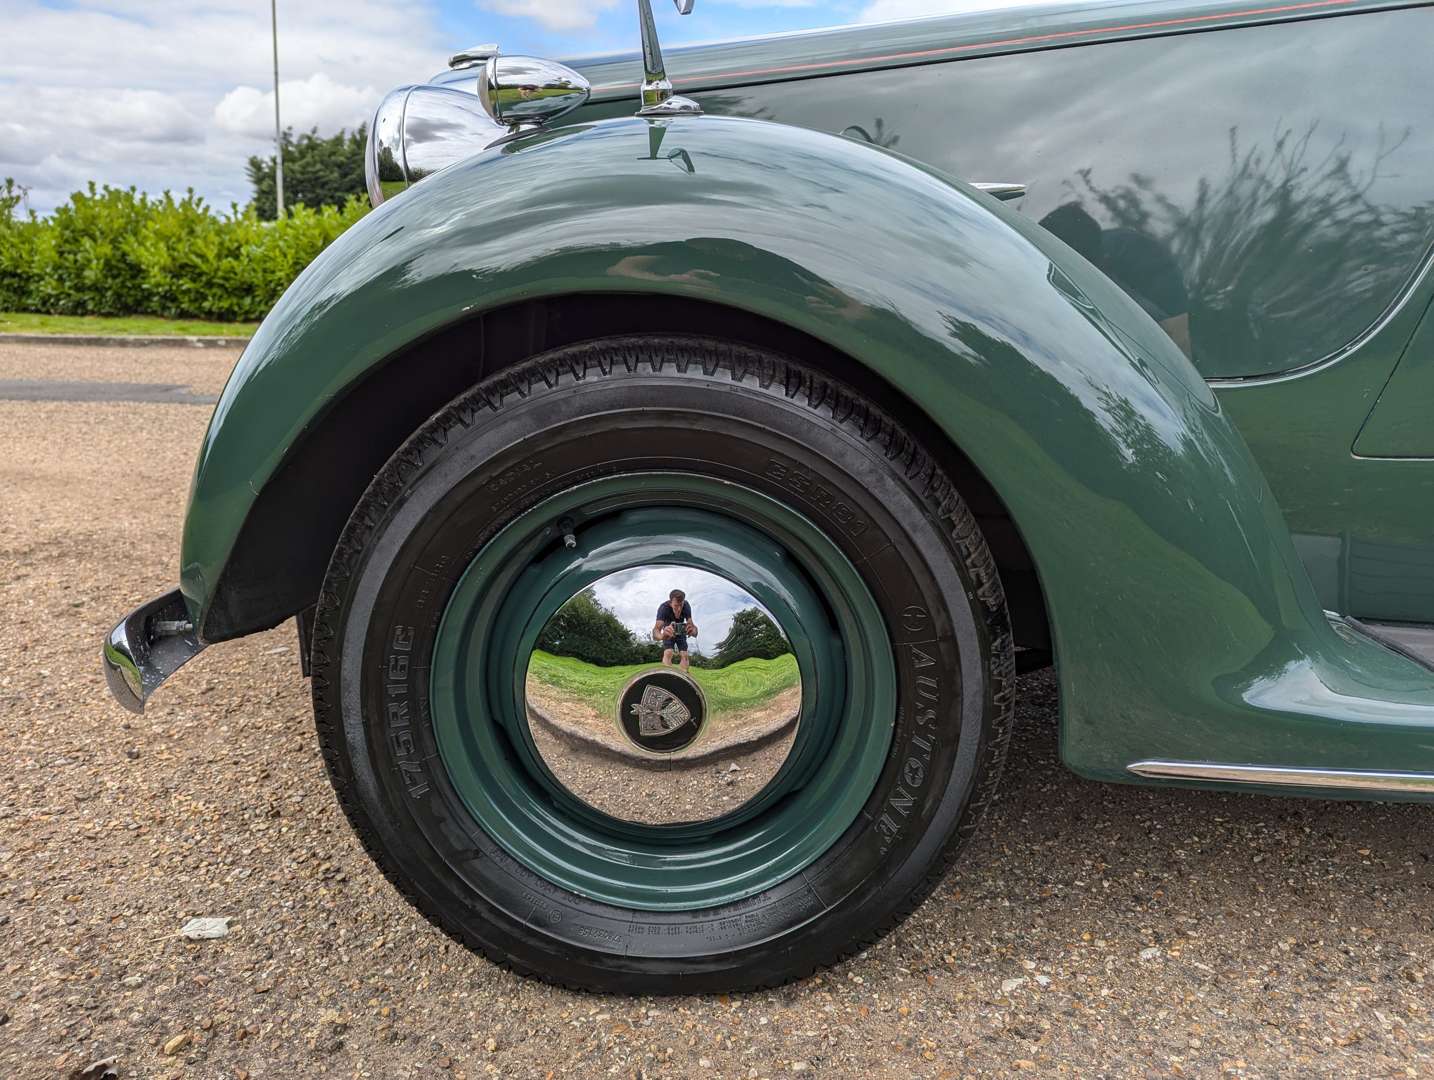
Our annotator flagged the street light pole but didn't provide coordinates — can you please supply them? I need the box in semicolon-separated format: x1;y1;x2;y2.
271;0;285;218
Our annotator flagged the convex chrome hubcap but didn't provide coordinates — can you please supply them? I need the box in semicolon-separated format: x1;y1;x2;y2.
525;567;803;826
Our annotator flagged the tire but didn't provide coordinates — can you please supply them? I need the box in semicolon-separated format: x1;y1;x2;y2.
310;335;1015;993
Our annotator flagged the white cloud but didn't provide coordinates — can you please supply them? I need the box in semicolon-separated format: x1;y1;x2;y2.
589;567;773;654
477;0;623;32
860;0;1050;21
215;74;378;141
0;1;449;213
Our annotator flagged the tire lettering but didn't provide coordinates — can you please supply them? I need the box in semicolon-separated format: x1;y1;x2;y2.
528;899;563;927
901;605;930;632
763;458;869;536
386;624;428;799
629;892;822;946
572;924;625;948
485;459;545;492
877;646;949;854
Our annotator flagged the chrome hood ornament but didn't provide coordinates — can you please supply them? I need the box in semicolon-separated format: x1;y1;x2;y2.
637;0;701;117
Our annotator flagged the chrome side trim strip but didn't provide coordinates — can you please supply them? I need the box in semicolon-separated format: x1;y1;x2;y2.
1127;760;1434;793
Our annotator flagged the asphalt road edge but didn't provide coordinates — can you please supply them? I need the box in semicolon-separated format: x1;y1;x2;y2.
0;332;251;349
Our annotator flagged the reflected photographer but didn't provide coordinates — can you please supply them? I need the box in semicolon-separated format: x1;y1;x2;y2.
652;588;698;670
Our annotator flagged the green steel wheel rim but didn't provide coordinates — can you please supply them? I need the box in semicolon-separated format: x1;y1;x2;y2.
430;474;895;911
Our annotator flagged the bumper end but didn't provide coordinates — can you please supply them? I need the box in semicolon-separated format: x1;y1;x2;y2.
102;590;206;714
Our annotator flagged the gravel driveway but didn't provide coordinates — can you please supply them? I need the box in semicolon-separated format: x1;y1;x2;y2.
2;341;1432;1079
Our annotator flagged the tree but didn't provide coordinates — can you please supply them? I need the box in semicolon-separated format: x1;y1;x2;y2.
713;608;790;668
247;127;367;220
0;178;26;222
537;590;661;667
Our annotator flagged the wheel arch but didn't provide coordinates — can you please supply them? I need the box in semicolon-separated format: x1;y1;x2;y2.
209;291;1052;660
185;113;1434;786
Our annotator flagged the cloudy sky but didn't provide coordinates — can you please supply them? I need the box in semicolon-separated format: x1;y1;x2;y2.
589;566;779;655
0;0;1026;215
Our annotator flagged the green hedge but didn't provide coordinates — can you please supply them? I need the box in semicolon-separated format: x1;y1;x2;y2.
0;179;366;323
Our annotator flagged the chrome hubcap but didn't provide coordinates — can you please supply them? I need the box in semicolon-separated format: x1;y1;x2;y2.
524;568;802;827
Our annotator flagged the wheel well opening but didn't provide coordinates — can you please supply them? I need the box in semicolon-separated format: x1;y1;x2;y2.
206;294;1051;661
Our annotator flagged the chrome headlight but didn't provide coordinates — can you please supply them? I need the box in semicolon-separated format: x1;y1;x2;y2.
476;56;591;131
365;85;506;207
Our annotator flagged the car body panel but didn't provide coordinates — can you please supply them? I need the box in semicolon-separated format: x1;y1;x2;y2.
434;0;1414;101
581;7;1434;383
181;115;1434;791
1218;291;1434;622
549;1;1434;622
1354;300;1434;457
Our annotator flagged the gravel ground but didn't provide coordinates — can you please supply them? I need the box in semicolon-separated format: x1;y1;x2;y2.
528;712;797;826
3;343;1433;1079
524;678;800;824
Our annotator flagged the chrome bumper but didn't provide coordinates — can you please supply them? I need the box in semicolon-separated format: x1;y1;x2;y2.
101;590;206;713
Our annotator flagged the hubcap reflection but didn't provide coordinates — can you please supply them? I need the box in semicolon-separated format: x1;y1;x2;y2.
524;567;801;826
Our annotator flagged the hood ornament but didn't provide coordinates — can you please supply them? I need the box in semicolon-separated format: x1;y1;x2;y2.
637;0;701;117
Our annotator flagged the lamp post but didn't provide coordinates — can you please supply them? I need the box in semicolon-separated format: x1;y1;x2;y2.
271;0;285;218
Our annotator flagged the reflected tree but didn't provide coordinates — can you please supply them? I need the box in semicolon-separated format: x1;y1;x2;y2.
840;118;901;150
713;608;790;668
1061;123;1434;373
537;589;662;666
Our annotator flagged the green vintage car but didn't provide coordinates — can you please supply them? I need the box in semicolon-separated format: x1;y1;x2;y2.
103;0;1434;992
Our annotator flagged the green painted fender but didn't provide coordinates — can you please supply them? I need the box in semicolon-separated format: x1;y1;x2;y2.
183;115;1434;789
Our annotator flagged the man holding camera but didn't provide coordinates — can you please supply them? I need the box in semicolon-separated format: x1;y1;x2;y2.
653;589;698;670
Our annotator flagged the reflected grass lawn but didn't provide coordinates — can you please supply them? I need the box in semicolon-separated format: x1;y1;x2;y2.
528;650;799;717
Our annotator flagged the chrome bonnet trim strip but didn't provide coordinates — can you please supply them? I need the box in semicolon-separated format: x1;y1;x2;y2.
1127;760;1434;793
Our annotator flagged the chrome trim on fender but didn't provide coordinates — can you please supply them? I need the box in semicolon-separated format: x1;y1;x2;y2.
637;0;703;117
1127;760;1434;793
972;181;1027;201
449;43;500;71
102;590;206;714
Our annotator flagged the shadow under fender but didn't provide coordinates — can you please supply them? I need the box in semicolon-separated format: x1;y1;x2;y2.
182;114;1434;787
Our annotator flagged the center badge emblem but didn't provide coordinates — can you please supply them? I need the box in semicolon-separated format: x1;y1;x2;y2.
617;669;707;754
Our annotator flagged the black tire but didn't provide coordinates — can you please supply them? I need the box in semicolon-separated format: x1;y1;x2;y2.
310;335;1015;993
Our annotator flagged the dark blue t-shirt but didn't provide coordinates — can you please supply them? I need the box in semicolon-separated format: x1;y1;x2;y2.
656;601;692;626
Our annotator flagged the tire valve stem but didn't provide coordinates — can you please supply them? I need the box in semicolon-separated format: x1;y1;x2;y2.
559;517;578;550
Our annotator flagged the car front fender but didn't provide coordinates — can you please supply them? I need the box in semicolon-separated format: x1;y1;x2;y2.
183;114;1434;786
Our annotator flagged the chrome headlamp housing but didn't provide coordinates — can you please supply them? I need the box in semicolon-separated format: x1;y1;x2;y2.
365;85;506;207
477;56;591;132
368;0;696;208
